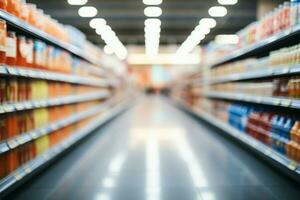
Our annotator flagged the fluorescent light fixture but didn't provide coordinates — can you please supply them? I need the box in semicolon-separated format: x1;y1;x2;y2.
68;0;87;5
78;6;97;17
145;18;161;27
143;0;162;5
218;0;238;5
199;18;217;28
208;6;227;17
144;7;162;17
104;45;114;55
89;18;106;29
215;34;239;44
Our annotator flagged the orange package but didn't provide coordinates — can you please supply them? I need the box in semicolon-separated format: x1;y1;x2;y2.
0;0;7;10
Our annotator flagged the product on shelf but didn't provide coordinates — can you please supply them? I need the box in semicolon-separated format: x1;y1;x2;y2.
0;99;108;179
0;18;6;64
196;98;300;163
211;41;300;80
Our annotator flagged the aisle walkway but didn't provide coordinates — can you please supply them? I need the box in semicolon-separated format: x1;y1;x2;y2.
8;96;300;200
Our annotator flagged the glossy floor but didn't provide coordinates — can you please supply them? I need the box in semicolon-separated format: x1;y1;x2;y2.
7;96;300;200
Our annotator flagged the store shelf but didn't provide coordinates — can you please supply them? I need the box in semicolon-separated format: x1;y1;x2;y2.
204;92;300;109
0;100;130;195
173;99;300;182
0;10;99;66
0;65;118;87
0;91;110;115
209;64;300;85
209;25;300;68
0;96;117;155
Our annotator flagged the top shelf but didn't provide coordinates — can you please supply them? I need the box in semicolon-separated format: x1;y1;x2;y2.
209;25;300;68
0;10;100;67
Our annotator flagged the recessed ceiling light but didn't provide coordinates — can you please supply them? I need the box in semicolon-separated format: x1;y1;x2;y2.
208;6;227;17
143;0;163;5
144;7;162;17
218;0;238;5
199;18;217;28
89;18;106;29
78;6;97;17
68;0;88;5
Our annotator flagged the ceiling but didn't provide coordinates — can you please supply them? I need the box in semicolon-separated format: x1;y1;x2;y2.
27;0;258;46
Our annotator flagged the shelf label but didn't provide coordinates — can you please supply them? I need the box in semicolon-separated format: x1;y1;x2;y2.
7;139;18;149
30;131;38;139
15;104;25;110
14;173;23;181
281;99;292;107
3;105;15;112
287;162;298;170
24;167;32;174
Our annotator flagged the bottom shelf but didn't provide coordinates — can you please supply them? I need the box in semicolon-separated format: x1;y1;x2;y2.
173;98;300;183
0;99;131;196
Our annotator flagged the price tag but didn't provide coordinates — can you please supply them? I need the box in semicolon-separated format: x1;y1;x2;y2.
15;104;25;111
7;68;18;75
287;162;298;170
282;67;290;74
16;136;25;145
39;128;48;136
281;99;292;107
30;131;38;139
0;142;9;153
43;153;50;160
14;173;23;181
24;167;32;174
24;102;32;109
256;97;263;103
3;104;15;112
272;99;281;105
0;106;5;114
33;101;41;107
7;139;18;149
264;149;272;156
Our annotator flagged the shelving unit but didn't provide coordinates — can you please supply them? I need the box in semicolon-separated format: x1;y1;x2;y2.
0;6;133;198
173;99;300;182
170;11;300;183
209;25;300;68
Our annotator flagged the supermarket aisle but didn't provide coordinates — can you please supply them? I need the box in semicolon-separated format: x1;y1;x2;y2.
8;95;300;200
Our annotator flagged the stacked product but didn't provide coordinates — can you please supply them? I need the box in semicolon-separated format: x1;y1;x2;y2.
0;0;102;60
211;42;300;80
196;99;300;162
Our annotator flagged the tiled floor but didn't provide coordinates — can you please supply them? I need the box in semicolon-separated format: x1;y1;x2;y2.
7;96;300;200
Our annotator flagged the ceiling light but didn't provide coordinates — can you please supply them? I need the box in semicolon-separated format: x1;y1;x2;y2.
89;18;106;29
194;25;210;35
208;6;227;17
143;0;162;5
68;0;87;5
199;18;217;28
215;34;239;44
145;18;161;27
144;7;162;17
218;0;238;5
78;6;97;17
104;45;114;55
